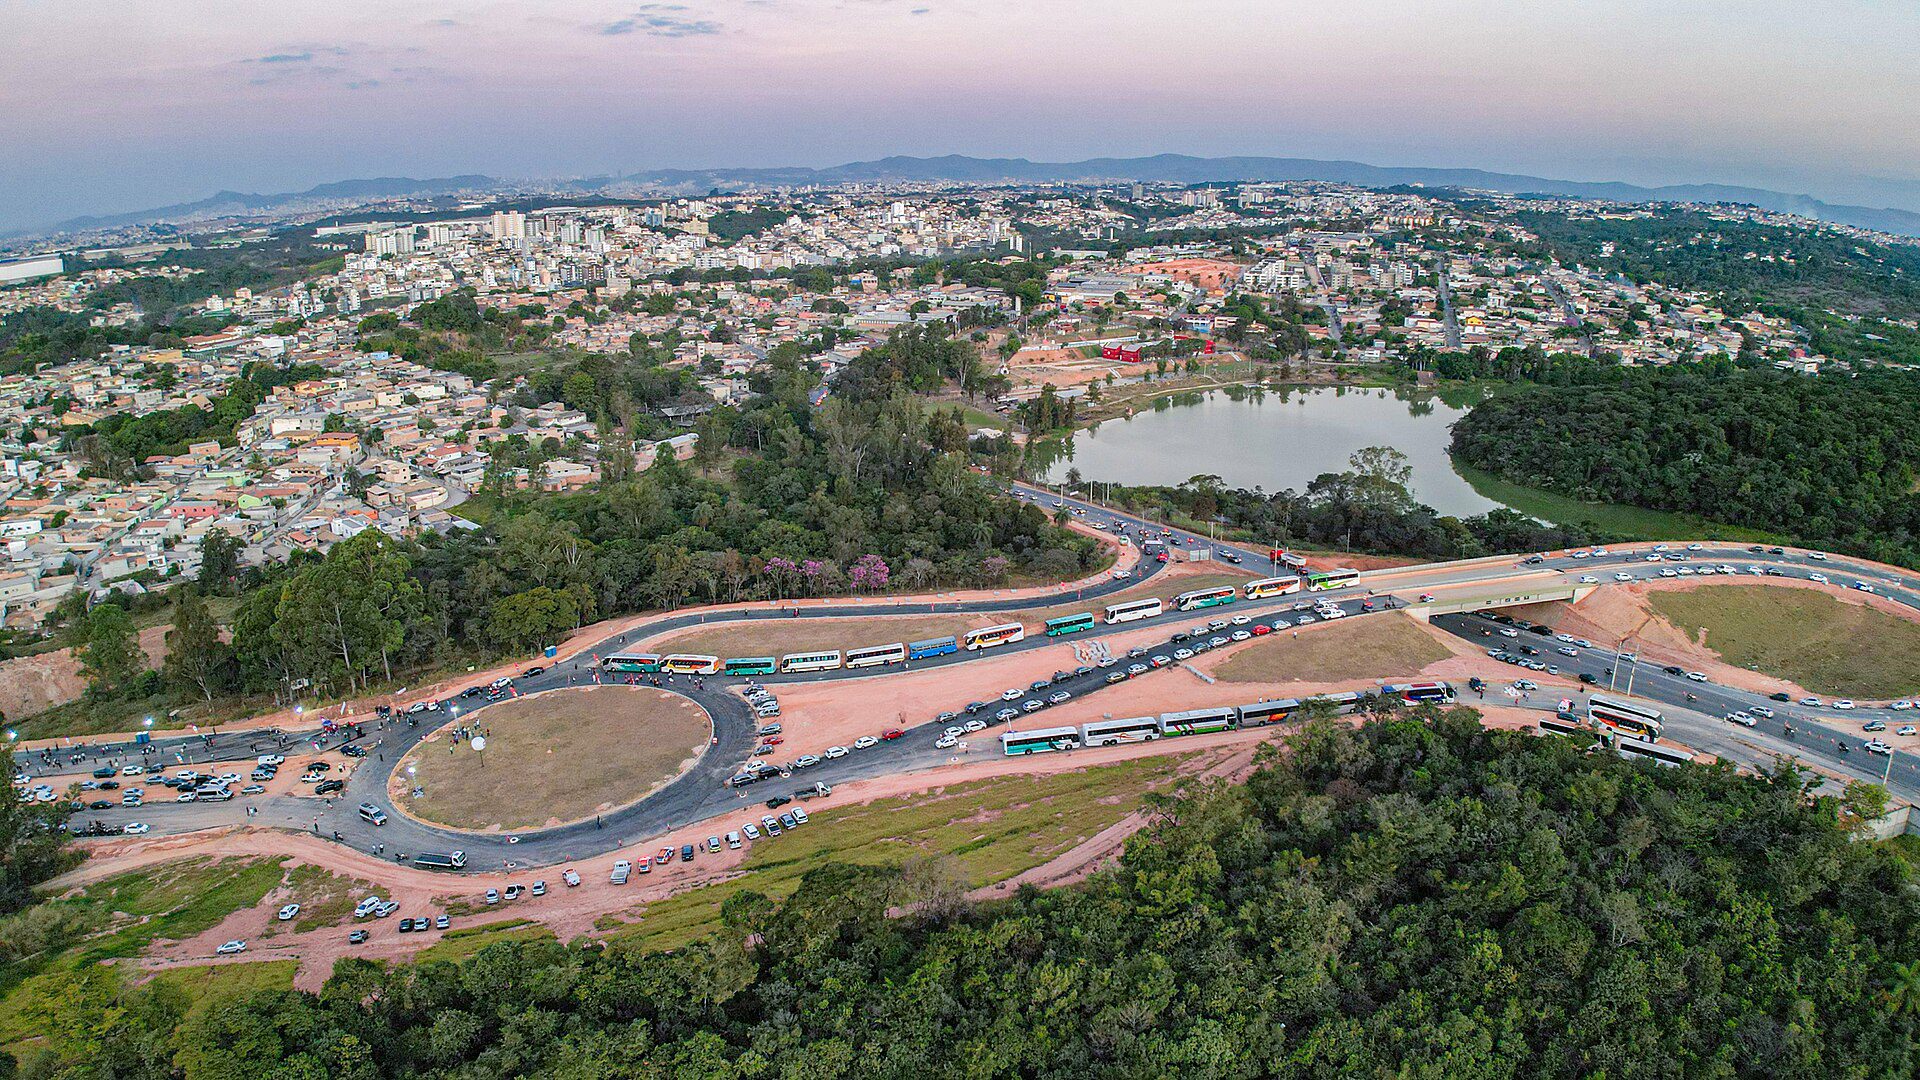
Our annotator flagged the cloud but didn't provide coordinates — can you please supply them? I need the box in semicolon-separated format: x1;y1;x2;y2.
254;52;315;64
911;6;930;12
596;4;723;37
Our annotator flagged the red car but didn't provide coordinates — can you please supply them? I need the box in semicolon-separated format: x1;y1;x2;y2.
881;728;904;740
761;736;783;746
655;847;675;864
1251;624;1271;636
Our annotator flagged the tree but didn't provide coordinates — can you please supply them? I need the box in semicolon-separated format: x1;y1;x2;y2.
70;602;141;696
484;587;579;653
164;587;233;701
198;529;243;593
0;784;75;915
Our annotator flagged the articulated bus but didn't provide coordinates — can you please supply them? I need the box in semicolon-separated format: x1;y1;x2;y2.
661;654;721;675
964;623;1026;651
1103;597;1164;624
1045;613;1097;637
1380;681;1457;705
602;652;662;673
844;642;908;669
1080;716;1161;747
1307;568;1361;592
724;656;777;677
1244;576;1302;600
779;650;844;674
1588;694;1664;743
1001;726;1082;755
1173;586;1238;612
908;635;958;660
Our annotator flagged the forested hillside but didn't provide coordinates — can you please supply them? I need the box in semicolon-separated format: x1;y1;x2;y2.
1450;368;1920;565
18;711;1920;1077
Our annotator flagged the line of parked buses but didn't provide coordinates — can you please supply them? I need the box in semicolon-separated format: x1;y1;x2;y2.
596;568;1364;679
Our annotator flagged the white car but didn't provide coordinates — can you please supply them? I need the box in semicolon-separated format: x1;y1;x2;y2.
1725;712;1755;727
1613;572;1633;582
1554;633;1574;643
1808;551;1828;561
1499;628;1518;638
824;745;849;759
1833;700;1856;710
935;735;959;749
216;940;247;955
1659;568;1678;578
1231;630;1251;642
1591;548;1609;556
1578;575;1598;584
123;822;150;835
963;719;987;733
1808;573;1829;584
1900;726;1918;738
945;726;965;738
277;903;300;921
1854;581;1876;593
354;896;384;919
1557;646;1578;657
1685;671;1707;682
1230;614;1250;626
853;736;879;750
1111;569;1131;580
1800;697;1822;706
1893;701;1915;711
1686;543;1704;551
1000;689;1022;701
742;823;762;840
1751;706;1775;718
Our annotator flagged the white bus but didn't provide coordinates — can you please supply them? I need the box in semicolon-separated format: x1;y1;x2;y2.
660;654;721;675
779;650;844;674
1080;716;1161;747
1244;576;1302;600
1103;597;1164;624
964;623;1026;650
1589;694;1664;742
1158;706;1238;736
1615;735;1691;768
1001;726;1081;755
1307;569;1361;592
844;642;908;669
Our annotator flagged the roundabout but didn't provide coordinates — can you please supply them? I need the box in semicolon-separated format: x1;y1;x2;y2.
394;686;713;832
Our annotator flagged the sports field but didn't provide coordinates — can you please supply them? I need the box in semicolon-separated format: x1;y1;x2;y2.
400;686;711;831
1646;584;1920;699
1211;613;1452;684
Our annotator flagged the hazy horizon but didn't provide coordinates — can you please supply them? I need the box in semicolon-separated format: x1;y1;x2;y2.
4;0;1918;233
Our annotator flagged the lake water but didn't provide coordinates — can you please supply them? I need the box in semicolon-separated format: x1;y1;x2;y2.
1038;385;1509;518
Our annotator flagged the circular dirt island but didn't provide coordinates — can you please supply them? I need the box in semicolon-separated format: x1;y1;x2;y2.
395;685;711;832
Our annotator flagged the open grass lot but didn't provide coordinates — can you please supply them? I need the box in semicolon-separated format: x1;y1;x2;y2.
651;614;986;659
600;753;1190;951
1212;613;1452;684
1646;584;1920;698
402;686;710;831
1004;571;1252;626
0;856;293;1056
1455;465;1785;543
414;919;558;964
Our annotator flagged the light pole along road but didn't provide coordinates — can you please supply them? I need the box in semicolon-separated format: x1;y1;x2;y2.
47;493;1920;871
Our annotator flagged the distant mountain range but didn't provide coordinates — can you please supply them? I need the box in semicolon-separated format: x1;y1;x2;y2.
40;155;1920;239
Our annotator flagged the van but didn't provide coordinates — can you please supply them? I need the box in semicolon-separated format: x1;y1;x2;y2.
358;803;388;825
256;755;284;767
194;784;234;801
725;831;742;849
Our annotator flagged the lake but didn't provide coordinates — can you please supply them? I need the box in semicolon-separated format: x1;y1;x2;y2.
1037;385;1509;517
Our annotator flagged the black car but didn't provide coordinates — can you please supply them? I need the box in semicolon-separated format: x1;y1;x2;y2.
679;844;695;862
1220;552;1243;564
1769;547;1785;555
341;745;367;758
765;795;792;809
349;929;368;944
1770;692;1792;702
460;687;484;698
1663;665;1686;676
315;779;345;795
1578;673;1597;685
398;918;415;934
88;799;113;810
965;701;988;714
522;666;545;678
1170;632;1189;642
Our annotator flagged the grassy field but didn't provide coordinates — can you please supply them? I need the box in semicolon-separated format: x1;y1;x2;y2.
414;918;558;964
651;615;986;659
402;686;711;831
1213;613;1453;684
1454;465;1785;543
600;753;1190;951
0;856;294;1055
1646;585;1920;698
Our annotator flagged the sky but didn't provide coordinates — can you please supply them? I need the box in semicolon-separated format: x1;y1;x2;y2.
3;0;1918;233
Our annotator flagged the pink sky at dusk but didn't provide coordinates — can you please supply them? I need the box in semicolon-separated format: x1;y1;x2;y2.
2;0;1917;230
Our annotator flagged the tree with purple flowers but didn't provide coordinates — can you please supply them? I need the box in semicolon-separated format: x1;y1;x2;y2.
849;554;890;592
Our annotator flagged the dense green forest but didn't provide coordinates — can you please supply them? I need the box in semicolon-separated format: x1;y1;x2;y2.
1450;367;1920;566
1060;445;1604;560
16;711;1920;1077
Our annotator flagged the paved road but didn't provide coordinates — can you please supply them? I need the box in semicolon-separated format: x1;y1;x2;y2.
1435;259;1462;349
49;521;1920;870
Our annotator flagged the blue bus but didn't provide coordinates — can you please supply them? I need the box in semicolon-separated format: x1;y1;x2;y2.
908;635;959;660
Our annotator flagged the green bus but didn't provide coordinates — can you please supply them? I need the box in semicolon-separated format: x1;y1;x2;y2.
1044;612;1097;637
1307;569;1360;592
1172;586;1237;611
603;651;661;673
724;656;778;677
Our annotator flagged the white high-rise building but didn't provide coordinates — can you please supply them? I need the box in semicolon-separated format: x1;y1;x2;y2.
490;211;527;241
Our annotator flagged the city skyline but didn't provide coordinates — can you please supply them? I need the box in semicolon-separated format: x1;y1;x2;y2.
4;0;1920;233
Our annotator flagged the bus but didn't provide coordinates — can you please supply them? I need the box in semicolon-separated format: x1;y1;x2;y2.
1237;698;1302;727
964;623;1026;651
1588;694;1664;742
1045;612;1097;637
661;654;721;675
1614;735;1691;768
1001;726;1081;755
1173;586;1238;612
1244;576;1302;600
908;635;959;660
1307;569;1360;592
1538;713;1599;742
1080;716;1161;747
779;650;844;674
413;851;467;870
1304;690;1365;715
1103;597;1164;624
602;651;662;673
1159;706;1238;736
724;656;778;677
844;642;908;669
1380;681;1457;705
